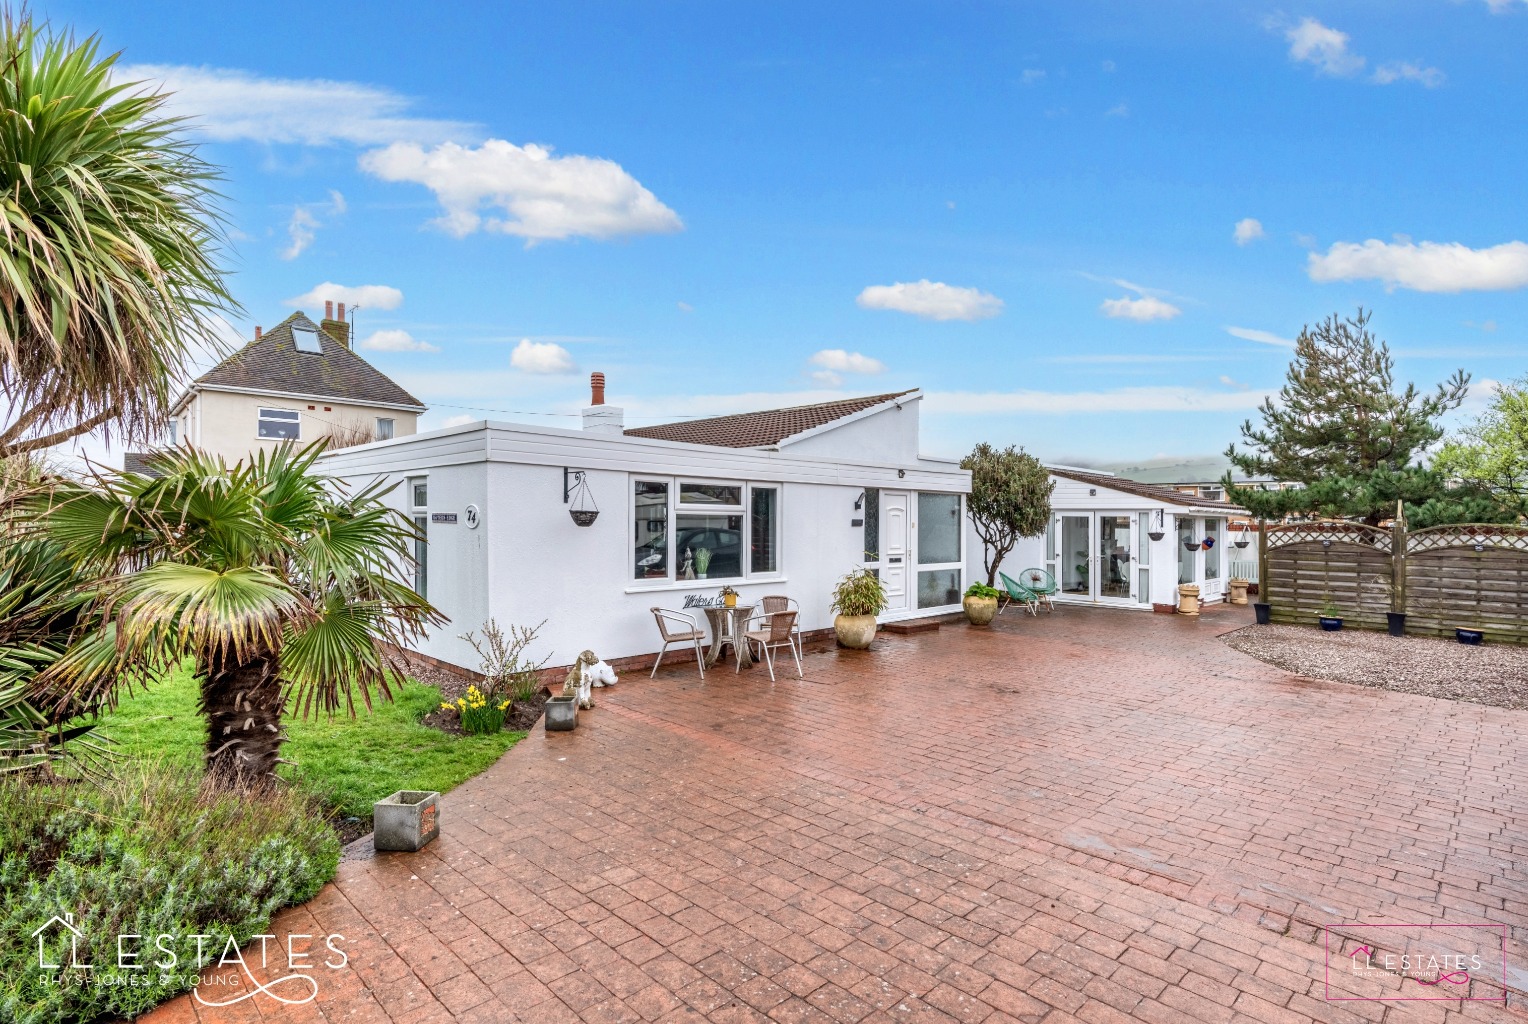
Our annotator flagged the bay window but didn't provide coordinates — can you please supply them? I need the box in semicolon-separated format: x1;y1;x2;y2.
632;478;782;583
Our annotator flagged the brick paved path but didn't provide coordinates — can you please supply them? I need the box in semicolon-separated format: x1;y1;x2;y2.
146;605;1528;1023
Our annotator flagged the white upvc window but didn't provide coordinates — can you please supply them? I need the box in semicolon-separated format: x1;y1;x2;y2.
914;492;964;609
409;477;428;597
631;477;783;584
376;417;395;440
257;407;300;440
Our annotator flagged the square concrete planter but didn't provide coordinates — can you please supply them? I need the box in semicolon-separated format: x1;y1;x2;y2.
545;694;579;731
373;790;440;852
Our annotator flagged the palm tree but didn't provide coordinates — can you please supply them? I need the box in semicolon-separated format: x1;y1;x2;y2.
0;12;235;460
30;442;440;786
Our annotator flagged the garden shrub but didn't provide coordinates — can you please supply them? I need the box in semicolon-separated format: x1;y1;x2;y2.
0;761;339;1023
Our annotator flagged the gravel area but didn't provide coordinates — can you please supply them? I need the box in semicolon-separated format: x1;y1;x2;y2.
1221;624;1528;710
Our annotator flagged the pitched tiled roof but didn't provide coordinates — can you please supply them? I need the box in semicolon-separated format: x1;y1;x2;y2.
186;313;425;410
122;452;165;477
1048;467;1246;511
625;390;917;448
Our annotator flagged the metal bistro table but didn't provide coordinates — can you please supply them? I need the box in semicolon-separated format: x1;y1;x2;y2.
703;604;755;668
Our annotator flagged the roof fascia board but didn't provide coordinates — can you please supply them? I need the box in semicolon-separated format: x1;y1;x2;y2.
191;383;426;413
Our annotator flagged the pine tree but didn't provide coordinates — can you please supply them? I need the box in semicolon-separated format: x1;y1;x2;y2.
1224;309;1469;525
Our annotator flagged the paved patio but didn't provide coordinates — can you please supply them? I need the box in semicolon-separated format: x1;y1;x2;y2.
147;604;1528;1023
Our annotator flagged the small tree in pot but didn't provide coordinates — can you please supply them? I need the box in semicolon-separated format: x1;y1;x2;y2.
962;444;1054;586
830;569;888;649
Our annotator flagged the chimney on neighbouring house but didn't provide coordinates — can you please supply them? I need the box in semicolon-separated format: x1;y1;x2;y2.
320;301;351;349
582;371;624;435
254;325;262;339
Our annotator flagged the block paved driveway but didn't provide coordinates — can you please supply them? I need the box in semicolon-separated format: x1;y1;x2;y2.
148;604;1528;1023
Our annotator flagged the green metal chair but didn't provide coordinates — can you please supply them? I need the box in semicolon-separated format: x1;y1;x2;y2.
998;571;1040;616
1016;568;1058;612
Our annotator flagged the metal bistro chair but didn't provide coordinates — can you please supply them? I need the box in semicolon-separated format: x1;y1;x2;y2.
1017;567;1058;613
650;608;706;679
998;571;1040;616
759;594;804;661
739;609;802;681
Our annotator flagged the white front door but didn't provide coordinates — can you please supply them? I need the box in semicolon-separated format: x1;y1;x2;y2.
880;491;910;615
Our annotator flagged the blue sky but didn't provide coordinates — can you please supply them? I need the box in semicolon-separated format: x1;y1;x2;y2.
53;0;1528;466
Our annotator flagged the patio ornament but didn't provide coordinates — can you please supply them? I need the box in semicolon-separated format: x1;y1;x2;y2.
374;790;441;852
564;469;600;527
1147;510;1165;542
561;650;612;709
1228;578;1249;605
1176;583;1200;616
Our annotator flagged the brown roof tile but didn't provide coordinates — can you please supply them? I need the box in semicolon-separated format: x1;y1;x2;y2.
188;312;425;410
1049;466;1246;511
624;390;917;448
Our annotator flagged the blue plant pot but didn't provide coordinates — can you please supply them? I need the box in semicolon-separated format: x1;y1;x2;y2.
1318;617;1343;632
1456;629;1484;646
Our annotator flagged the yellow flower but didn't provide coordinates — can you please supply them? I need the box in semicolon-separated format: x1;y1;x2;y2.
439;702;453;711
498;701;509;710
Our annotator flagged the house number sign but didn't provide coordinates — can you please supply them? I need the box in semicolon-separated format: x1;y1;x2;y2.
464;504;481;529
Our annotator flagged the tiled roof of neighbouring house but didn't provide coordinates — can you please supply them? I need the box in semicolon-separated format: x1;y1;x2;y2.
122;452;165;477
1048;466;1247;511
185;312;425;410
625;390;918;448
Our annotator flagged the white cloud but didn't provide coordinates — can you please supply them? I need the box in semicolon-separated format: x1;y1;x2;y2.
1021;69;1047;85
810;371;843;387
809;349;886;375
676;301;693;313
510;338;576;374
856;280;1004;321
1307;239;1528;292
1105;103;1129;118
923;385;1270;415
360;329;438;353
285;282;404;311
1372;61;1445;87
360;139;683;242
1225;326;1296;348
441;414;477;429
117;64;475;146
1100;295;1182;321
1285;18;1366;77
1483;0;1526;12
1233;218;1265;245
280;190;346;260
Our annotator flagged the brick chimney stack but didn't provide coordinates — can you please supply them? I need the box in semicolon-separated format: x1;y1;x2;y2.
582;371;624;435
254;325;262;339
320;301;351;349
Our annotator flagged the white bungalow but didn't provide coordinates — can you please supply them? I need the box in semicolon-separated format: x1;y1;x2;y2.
318;378;972;672
976;466;1250;611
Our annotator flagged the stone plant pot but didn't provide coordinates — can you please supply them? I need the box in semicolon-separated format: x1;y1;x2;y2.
1228;579;1249;606
544;694;579;731
834;613;877;649
963;595;999;626
1177;583;1200;617
374;790;440;852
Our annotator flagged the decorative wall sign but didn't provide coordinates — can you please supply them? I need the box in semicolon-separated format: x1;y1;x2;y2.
682;594;725;609
431;513;458;524
464;504;481;529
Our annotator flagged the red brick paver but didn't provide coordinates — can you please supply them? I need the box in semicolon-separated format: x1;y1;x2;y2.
146;605;1528;1023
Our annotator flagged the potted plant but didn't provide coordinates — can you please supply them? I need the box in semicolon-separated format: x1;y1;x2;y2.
719;585;738;608
962;582;1000;625
1318;597;1343;632
830;568;888;649
694;547;712;580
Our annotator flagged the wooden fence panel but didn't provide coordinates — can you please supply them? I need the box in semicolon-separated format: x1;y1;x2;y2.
1405;548;1528;642
1266;541;1391;630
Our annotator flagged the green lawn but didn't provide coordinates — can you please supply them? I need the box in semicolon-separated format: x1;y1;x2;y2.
95;665;523;819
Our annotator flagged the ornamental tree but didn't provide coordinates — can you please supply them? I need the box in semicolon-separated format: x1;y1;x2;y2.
961;443;1053;586
1224;309;1470;525
1432;376;1528;520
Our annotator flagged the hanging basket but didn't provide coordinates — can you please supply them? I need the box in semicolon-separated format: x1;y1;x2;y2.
1147;531;1165;541
1182;538;1200;552
1233;538;1250;549
1202;537;1216;550
567;471;599;527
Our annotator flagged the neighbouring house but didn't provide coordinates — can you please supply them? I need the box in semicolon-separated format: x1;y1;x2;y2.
318;377;971;671
979;466;1251;610
163;304;425;464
